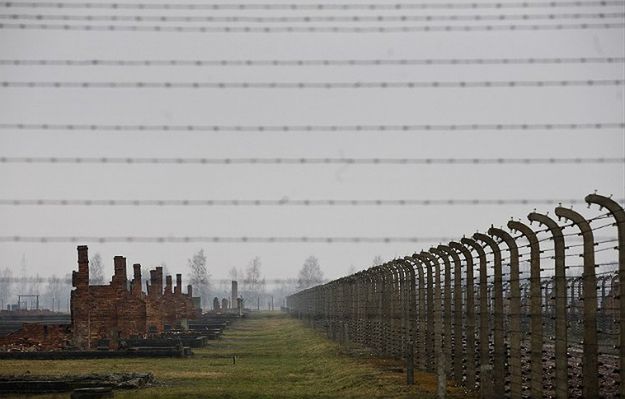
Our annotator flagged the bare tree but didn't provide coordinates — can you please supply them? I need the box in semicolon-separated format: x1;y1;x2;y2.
0;267;13;309
188;249;211;309
243;257;265;303
297;256;324;290
228;266;238;281
46;274;65;312
372;255;384;266
89;253;105;285
159;262;170;277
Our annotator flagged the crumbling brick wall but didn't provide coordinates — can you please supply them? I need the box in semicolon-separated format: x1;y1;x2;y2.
71;246;199;349
0;324;71;351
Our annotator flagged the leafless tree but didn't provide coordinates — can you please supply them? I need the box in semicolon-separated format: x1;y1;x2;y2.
46;274;65;312
372;255;384;266
297;256;324;290
188;249;211;309
89;253;105;285
228;266;239;281
243;257;265;304
0;267;13;309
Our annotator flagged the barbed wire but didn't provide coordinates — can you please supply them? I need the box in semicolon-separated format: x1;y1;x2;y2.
2;12;622;23
2;21;623;32
2;1;622;10
2;198;622;206
2;79;623;89
0;122;621;132
1;57;623;67
0;235;612;244
0;156;621;165
0;236;457;243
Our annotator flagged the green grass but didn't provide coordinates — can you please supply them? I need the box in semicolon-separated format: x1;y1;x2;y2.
0;313;467;398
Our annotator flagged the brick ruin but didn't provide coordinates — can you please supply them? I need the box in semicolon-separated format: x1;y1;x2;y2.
71;245;200;349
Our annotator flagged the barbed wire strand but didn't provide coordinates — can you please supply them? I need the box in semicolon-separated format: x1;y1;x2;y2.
1;12;623;23
0;122;622;132
2;198;623;206
1;21;623;32
2;79;623;89
1;57;623;67
0;156;622;165
0;235;615;243
2;1;622;11
0;236;456;243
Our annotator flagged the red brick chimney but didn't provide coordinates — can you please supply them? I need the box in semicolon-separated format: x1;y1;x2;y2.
175;274;182;295
113;256;127;290
132;264;142;296
165;275;172;295
73;245;89;290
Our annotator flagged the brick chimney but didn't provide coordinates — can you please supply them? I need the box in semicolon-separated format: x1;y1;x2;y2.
132;264;142;296
73;245;89;290
165;275;173;295
175;274;182;295
112;256;127;290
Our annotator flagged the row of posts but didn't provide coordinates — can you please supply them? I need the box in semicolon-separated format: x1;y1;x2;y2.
287;194;624;398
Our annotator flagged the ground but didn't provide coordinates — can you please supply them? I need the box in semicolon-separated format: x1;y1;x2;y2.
0;313;468;398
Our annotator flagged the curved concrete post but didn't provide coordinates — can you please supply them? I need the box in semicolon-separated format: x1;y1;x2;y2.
488;227;522;399
400;258;417;358
389;261;404;356
431;247;453;380
382;263;395;355
409;254;428;370
556;206;598;397
437;245;464;384
586;194;624;397
414;252;435;372
422;251;446;399
508;220;543;399
474;233;505;399
462;237;493;399
449;241;476;389
528;211;568;399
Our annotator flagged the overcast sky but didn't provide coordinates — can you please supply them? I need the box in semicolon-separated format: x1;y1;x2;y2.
0;0;623;283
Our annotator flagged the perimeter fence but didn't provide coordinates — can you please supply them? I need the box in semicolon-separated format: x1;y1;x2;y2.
287;193;624;398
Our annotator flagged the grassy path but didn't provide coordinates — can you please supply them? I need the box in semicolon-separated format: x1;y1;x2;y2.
1;313;464;398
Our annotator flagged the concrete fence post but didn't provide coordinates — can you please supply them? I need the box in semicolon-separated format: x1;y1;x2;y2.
488;227;522;399
508;220;543;399
437;245;464;384
474;233;505;399
528;211;568;399
449;241;476;390
422;251;446;399
462;237;493;399
586;194;625;398
555;206;599;398
430;247;453;380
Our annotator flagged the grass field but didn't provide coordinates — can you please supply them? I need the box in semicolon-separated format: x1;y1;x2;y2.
0;313;467;398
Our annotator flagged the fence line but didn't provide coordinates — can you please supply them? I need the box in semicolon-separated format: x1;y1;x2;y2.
287;193;624;398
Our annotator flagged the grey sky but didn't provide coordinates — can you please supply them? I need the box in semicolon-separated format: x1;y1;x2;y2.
0;1;623;281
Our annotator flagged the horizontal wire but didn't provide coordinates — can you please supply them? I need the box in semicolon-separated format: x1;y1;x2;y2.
0;235;457;243
1;21;623;32
1;12;622;23
2;79;623;89
0;157;622;165
2;198;623;206
2;1;622;10
0;122;622;132
1;57;623;67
